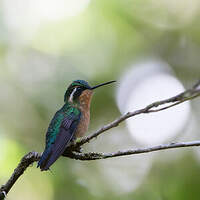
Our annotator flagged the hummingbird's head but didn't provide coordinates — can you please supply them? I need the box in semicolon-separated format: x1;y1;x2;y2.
64;79;116;103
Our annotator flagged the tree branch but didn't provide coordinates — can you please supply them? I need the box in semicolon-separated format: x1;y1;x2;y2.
0;152;40;200
1;140;200;199
68;79;200;149
1;80;200;199
65;140;200;160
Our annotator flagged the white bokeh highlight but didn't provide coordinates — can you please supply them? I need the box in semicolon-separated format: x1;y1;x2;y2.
2;0;90;39
117;59;191;145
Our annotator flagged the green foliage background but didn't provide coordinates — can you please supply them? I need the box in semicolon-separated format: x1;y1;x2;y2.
0;0;200;199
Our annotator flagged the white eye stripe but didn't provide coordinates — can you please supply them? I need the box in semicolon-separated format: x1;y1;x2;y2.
69;87;77;102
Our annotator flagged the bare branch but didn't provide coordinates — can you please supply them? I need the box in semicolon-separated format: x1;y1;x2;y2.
65;140;200;160
69;80;200;148
2;139;200;199
1;79;200;199
0;152;40;200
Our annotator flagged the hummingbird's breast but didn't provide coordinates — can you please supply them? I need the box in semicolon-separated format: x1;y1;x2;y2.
75;89;93;138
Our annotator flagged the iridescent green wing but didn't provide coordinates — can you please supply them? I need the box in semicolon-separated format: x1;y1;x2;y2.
38;106;81;171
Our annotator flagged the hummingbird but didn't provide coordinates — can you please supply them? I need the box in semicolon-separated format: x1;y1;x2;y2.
37;79;115;171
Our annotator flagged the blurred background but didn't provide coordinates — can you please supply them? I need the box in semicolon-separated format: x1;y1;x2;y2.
1;0;200;199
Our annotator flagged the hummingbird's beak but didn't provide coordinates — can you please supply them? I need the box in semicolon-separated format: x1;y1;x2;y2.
91;80;116;90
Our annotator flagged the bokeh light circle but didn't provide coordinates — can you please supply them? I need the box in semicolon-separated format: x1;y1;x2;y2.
117;59;191;145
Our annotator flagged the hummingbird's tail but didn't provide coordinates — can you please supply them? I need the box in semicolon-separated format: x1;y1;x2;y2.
37;148;51;171
37;127;75;171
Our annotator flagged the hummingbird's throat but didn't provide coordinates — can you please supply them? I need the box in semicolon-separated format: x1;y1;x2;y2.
68;88;93;109
79;89;93;109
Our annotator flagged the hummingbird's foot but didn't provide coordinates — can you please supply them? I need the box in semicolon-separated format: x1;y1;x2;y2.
70;137;77;145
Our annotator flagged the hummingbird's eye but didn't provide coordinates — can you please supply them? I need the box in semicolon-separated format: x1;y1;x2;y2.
73;87;84;100
76;87;82;91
